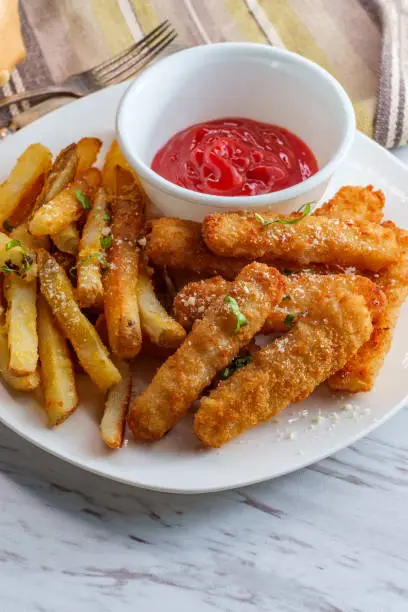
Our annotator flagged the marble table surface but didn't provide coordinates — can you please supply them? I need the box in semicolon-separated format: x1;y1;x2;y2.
1;151;408;612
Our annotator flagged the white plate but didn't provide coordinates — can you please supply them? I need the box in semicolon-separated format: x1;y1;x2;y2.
0;82;407;494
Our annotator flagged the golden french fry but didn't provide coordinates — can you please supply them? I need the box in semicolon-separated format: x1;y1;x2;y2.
4;275;38;375
5;173;45;228
0;144;52;225
38;249;121;391
137;266;186;348
37;294;78;426
0;330;40;391
29;168;101;236
51;224;80;255
10;221;49;254
31;143;78;216
77;186;110;309
100;357;132;448
104;167;143;359
203;211;399;273
102;140;137;192
0;276;5;322
51;250;76;276
75;137;102;178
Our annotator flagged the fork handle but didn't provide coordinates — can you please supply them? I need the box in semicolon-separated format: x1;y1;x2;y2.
0;86;81;111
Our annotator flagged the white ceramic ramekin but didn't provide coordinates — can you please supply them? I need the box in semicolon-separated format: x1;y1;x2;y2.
117;43;355;221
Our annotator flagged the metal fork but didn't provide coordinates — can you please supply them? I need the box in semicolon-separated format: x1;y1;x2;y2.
0;21;177;112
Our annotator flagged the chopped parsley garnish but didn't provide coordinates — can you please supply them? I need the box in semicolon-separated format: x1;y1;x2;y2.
255;213;275;227
255;201;313;227
21;254;33;274
284;313;297;328
221;353;253;380
104;212;111;223
282;295;291;301
5;239;23;252
0;262;17;274
71;252;109;274
100;235;113;250
3;219;14;233
224;295;248;335
284;311;307;329
75;189;92;210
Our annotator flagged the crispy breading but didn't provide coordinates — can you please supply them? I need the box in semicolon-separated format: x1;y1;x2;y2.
145;217;247;279
173;276;230;329
315;186;385;223
174;273;386;333
103;167;144;359
194;284;373;448
202;211;399;272
328;224;408;392
127;263;286;441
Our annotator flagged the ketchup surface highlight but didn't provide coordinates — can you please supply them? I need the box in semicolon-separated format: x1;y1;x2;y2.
151;117;318;197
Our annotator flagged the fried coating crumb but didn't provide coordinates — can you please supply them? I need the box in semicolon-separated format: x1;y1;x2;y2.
195;283;373;448
314;185;385;224
202;212;399;272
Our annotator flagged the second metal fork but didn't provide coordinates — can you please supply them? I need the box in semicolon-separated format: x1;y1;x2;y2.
0;21;177;112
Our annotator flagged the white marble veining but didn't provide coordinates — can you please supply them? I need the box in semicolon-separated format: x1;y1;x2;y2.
0;408;407;612
1;149;408;611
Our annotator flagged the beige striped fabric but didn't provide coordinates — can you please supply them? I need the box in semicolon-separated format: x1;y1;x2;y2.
0;0;406;148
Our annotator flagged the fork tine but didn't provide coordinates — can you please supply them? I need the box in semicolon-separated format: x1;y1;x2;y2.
103;31;177;87
93;20;171;77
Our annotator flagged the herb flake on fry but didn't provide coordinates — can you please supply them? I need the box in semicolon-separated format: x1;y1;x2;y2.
221;353;253;379
100;235;113;250
75;188;92;210
255;202;313;228
224;295;248;334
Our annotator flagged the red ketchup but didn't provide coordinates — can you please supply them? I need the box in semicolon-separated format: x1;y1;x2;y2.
151;117;318;197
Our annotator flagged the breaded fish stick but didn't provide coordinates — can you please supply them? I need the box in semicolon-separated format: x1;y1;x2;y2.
174;273;386;333
194;285;373;448
202;212;398;272
328;224;408;392
128;263;286;441
145;218;247;279
314;185;385;224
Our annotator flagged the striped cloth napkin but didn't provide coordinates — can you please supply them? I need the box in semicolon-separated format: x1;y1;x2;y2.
0;0;406;148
